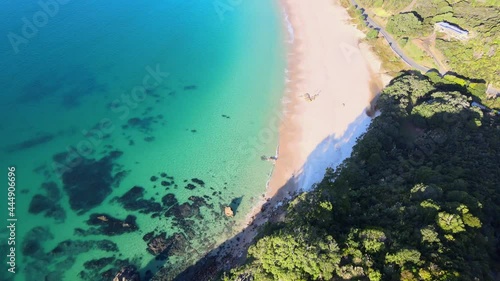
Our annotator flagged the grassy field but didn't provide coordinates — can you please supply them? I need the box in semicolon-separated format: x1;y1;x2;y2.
403;40;438;69
372;7;391;18
367;37;409;74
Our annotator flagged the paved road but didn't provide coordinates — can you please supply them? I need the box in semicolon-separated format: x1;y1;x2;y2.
348;0;430;73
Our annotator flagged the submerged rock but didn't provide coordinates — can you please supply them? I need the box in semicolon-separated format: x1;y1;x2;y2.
113;266;141;281
189;196;208;208
102;269;116;280
86;213;139;236
166;202;200;219
28;194;66;222
79;257;133;280
146;232;187;258
143;231;155;242
161;193;178;207
6;133;55;153
127;117;141;126
44;204;66;222
126;116;157;134
147;233;169;256
22;226;53;257
28;194;52;214
83;257;115;271
113;186;163;214
61;150;124;214
50;239;118;257
191;178;205;186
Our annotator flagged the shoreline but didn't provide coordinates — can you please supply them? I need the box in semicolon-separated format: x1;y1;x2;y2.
172;1;391;278
265;0;381;201
228;0;387;257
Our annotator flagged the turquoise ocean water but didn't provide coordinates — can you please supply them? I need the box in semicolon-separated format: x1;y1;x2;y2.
0;1;285;280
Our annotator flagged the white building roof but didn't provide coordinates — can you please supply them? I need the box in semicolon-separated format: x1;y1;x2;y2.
436;22;469;36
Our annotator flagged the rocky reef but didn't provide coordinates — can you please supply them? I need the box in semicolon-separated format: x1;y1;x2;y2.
112;266;141;281
60;150;126;214
76;213;140;236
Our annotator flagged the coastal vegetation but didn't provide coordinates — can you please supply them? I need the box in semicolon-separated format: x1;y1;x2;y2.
357;0;413;13
386;13;423;37
223;71;500;281
339;0;408;73
353;0;500;108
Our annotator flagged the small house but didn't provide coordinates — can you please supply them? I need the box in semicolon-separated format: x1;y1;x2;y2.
435;22;469;40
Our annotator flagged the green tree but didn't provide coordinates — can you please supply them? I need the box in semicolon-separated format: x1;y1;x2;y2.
246;233;341;280
386;12;423;37
359;229;386;253
366;28;380;39
368;269;382;281
458;205;482;228
386;249;422;267
224;73;500;281
420;226;440;244
437;212;465;233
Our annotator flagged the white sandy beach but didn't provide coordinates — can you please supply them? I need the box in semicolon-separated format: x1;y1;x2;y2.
267;0;379;199
227;0;386;256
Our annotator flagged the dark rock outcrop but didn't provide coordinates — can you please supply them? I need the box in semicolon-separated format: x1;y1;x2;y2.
113;266;141;281
83;257;115;271
113;186;162;214
28;194;52;214
147;233;169;256
142;231;155;242
161;193;178;207
85;213;139;236
165;202;200;219
146;232;187;259
191;178;205;186
28;194;66;222
61;150;124;214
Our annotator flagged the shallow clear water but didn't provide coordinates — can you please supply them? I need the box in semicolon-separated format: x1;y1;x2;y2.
0;1;285;280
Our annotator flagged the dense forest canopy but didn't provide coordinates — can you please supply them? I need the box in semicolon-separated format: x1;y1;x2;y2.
224;72;500;281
